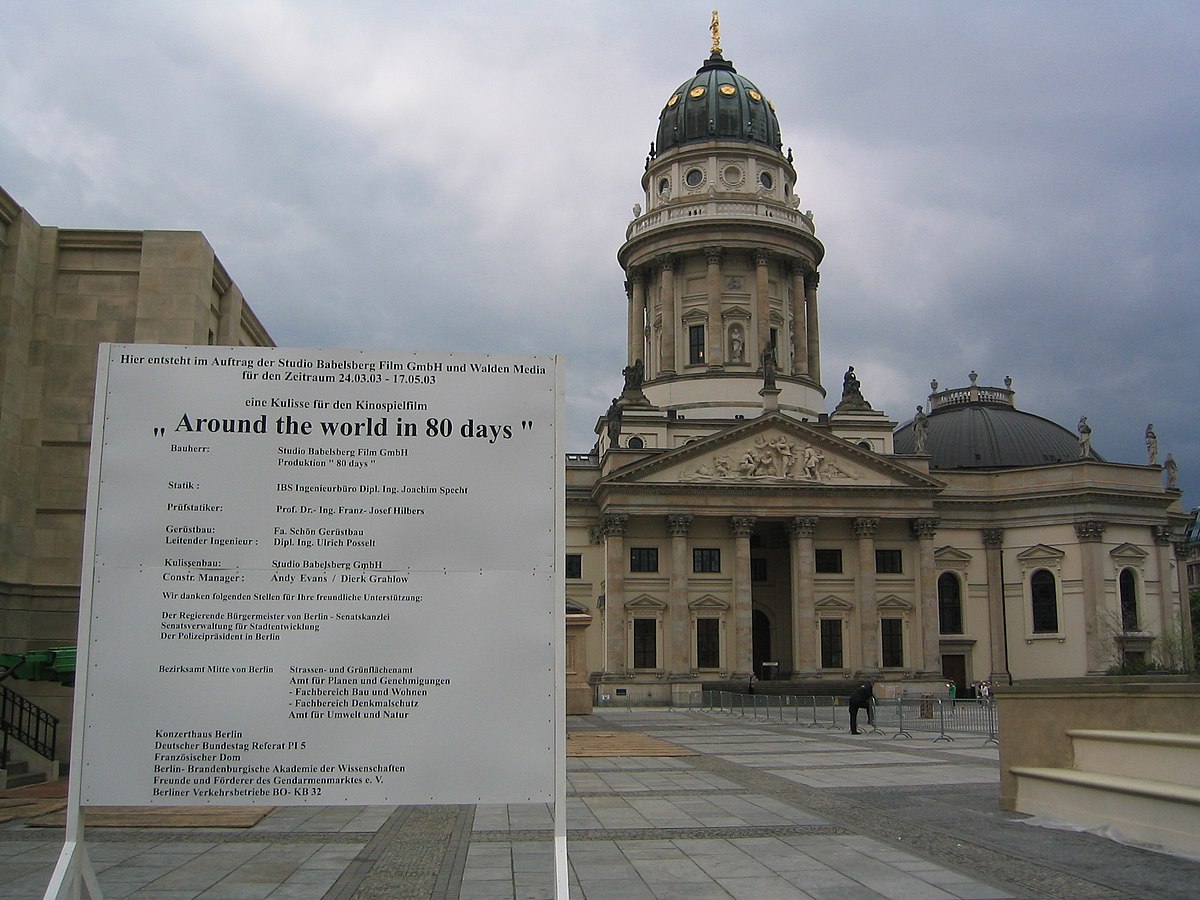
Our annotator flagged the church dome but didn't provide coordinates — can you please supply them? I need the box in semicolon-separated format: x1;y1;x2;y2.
655;52;783;153
894;377;1100;468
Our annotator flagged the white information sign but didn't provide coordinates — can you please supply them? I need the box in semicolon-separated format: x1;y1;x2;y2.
78;345;560;807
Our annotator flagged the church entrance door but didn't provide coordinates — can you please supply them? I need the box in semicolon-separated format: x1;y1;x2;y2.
752;610;773;679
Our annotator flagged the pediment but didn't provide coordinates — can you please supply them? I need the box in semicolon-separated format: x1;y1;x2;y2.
878;594;912;611
1110;542;1149;564
1016;544;1066;564
681;307;708;323
815;595;853;611
934;546;973;565
602;413;941;490
625;594;666;611
689;594;729;611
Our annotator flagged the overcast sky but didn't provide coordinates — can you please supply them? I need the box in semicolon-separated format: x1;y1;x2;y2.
4;1;1198;505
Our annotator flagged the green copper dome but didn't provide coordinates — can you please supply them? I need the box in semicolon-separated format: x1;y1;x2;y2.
656;52;783;153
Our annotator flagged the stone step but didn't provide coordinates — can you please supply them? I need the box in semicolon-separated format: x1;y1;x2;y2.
1067;729;1200;789
1011;765;1200;857
1;760;48;791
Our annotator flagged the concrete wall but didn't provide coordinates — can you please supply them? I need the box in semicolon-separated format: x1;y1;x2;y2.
995;677;1200;809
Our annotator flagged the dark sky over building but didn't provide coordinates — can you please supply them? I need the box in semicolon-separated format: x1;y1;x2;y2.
3;1;1197;502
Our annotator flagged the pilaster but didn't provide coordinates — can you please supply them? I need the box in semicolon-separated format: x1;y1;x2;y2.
730;515;756;677
854;517;879;670
668;513;694;675
790;516;818;673
983;528;1008;681
912;517;940;673
603;513;629;674
1074;520;1107;673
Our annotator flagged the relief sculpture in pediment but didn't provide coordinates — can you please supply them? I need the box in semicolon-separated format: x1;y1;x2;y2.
683;436;859;483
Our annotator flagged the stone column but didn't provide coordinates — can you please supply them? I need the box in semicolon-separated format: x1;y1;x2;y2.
912;517;940;674
854;517;880;670
603;513;629;675
627;269;645;370
790;516;818;673
1075;520;1107;673
1173;542;1196;672
659;254;676;375
704;247;723;368
789;261;809;377
668;514;694;674
983;528;1009;682
754;249;771;357
730;516;757;677
805;270;821;386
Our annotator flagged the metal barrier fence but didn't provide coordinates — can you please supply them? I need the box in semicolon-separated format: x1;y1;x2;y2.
675;690;997;744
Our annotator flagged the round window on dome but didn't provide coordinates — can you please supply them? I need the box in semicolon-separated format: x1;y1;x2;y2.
685;168;704;188
689;86;706;98
719;84;736;96
748;89;762;102
759;171;774;190
721;164;743;187
666;93;680;108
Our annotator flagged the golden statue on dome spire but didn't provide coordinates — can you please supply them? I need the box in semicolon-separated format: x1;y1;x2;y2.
710;9;721;55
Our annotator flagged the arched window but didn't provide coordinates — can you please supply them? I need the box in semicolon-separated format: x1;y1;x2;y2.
1030;569;1059;633
1119;568;1139;632
938;572;963;634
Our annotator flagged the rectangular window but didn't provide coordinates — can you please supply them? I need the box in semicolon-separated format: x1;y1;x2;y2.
875;549;903;574
565;554;582;579
633;618;657;669
696;618;720;668
629;547;658;572
1030;569;1059;633
689;324;705;365
693;548;721;573
820;619;843;668
881;618;904;667
815;549;842;573
751;557;768;582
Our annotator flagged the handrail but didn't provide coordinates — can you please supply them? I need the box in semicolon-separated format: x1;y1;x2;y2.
675;690;998;743
1;682;59;765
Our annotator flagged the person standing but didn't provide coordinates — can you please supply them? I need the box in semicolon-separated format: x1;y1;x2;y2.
848;681;874;734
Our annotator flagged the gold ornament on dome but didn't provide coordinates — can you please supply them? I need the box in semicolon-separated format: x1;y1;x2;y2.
710;9;721;55
748;89;762;102
719;84;736;96
667;93;680;108
690;86;706;98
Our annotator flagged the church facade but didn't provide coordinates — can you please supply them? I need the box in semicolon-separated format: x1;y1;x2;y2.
565;41;1191;708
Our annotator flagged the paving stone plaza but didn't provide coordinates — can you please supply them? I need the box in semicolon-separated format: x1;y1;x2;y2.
2;708;1198;899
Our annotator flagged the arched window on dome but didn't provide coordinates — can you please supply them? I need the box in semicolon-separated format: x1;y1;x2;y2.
937;572;963;635
1119;568;1139;632
1030;569;1059;634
